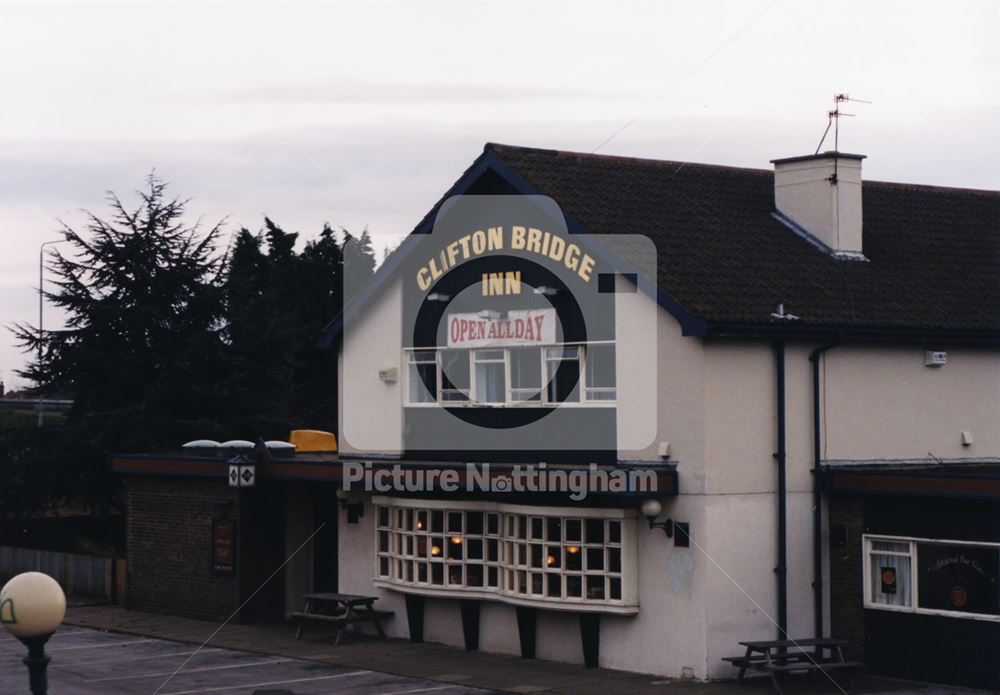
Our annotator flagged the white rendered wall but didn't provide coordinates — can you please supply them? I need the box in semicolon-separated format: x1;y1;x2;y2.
821;345;1000;460
339;279;404;455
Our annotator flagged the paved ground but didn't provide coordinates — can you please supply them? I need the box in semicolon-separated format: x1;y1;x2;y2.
0;627;495;695
17;604;986;695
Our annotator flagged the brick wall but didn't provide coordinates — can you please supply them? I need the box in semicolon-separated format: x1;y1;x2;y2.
125;477;241;622
828;494;864;661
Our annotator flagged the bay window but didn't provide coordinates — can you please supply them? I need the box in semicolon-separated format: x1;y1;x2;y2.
375;499;638;613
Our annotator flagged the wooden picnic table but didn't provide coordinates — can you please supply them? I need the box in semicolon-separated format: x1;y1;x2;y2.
291;592;393;644
722;638;862;694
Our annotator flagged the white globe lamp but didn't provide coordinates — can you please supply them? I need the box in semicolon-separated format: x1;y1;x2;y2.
1;572;66;694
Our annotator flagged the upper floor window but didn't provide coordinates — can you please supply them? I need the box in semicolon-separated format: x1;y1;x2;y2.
404;343;616;406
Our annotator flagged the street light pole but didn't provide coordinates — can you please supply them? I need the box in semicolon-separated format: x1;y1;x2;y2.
37;239;64;427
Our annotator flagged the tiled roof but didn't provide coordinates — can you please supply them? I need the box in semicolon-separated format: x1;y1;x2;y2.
487;143;1000;334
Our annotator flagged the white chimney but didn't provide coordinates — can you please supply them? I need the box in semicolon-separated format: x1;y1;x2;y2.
771;152;866;259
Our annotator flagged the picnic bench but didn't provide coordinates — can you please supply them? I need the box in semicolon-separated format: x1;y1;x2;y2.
722;638;862;694
291;592;394;644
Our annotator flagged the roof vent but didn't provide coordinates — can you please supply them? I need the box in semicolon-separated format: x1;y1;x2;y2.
771;152;866;260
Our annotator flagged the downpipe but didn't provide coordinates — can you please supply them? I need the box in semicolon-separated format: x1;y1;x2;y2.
773;340;788;641
809;338;840;639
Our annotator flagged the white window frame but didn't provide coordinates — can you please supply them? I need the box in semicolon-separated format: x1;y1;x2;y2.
403;342;616;407
406;349;438;404
374;497;638;614
862;534;1000;623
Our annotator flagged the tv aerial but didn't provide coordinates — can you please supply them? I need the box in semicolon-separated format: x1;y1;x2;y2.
815;93;871;155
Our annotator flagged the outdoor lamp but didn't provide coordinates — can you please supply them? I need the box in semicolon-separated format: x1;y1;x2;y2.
641;499;690;545
641;499;674;537
336;487;364;522
1;572;66;695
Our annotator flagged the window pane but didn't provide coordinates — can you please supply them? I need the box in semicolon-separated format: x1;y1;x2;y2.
917;543;1000;615
872;540;910;554
586;344;616;388
608;520;621;544
546;346;579;359
585;518;605;544
869;552;912;607
547;355;580;403
476;349;505;361
467;565;483;587
475;359;506;403
547;573;561;597
586;548;604;571
547;518;561;542
608;547;622;573
566;546;582;571
567;575;582;597
586;575;605;600
411;350;436;363
511;348;542;401
465;512;483;535
440;350;470;401
409;361;437;403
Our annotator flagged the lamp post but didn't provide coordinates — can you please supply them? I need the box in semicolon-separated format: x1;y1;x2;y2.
1;572;67;695
37;239;64;427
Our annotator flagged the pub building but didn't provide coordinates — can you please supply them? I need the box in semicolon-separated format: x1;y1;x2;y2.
113;143;1000;688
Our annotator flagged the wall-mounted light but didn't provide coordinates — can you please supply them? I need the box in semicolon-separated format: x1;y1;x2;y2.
641;499;690;546
336;488;364;523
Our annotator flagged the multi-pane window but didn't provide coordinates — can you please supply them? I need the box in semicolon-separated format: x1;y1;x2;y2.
501;513;624;603
404;343;615;406
863;535;1000;621
375;500;636;611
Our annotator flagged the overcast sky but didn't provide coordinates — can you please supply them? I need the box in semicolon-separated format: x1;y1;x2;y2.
1;0;997;388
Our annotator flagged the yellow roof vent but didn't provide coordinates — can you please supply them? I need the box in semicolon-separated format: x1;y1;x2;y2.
289;429;337;453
